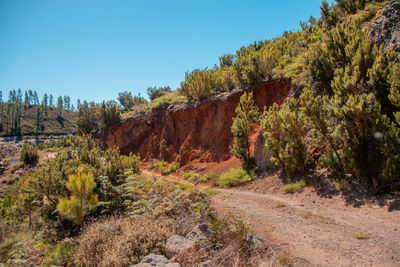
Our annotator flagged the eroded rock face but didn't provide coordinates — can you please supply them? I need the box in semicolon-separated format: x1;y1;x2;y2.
369;0;400;53
103;79;289;164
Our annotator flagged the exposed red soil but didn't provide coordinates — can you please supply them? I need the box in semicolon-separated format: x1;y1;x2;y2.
102;79;289;165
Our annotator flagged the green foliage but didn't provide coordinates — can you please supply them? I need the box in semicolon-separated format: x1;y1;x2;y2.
182;172;198;181
76;101;99;135
57;167;98;226
179;68;220;101
231;92;260;167
157;160;180;175
99;100;121;128
216;167;255;188
274;201;286;208
118;91;147;112
20;142;38;165
200;172;219;183
146;86;171;101
117;91;134;112
280;180;306;193
261;98;308;174
353;232;370;239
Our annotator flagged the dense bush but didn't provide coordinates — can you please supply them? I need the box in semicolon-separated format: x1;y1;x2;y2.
231;92;259;168
261;98;308;174
157;160;180;175
217;167;255;188
99;100;121;128
146;86;172;101
76;101;99;135
179;69;221;101
20;142;39;165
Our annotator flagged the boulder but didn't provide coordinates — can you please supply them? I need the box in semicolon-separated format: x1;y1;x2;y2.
369;0;400;53
165;235;196;259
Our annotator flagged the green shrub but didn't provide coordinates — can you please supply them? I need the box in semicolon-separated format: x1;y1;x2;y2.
231;92;260;167
353;232;370;239
200;172;219;182
274;201;286;208
217;168;255;188
149;91;186;111
179;69;220;101
99;100;121;128
261;98;308;174
20;142;39;165
281;180;306;194
158;160;180;175
182;172;198;181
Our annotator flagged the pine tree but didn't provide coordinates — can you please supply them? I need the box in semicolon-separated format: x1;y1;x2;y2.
28;90;33;105
35;106;44;135
57;96;63;119
33;91;39;105
231;92;259;168
42;93;48;117
49;94;54;107
24;91;29;109
57;167;98;227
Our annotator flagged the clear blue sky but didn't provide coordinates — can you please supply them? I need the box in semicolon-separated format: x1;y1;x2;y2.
0;0;327;104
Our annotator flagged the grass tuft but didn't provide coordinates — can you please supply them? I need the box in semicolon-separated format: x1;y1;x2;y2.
216;167;255;188
274;201;286;208
353;232;370;239
182;172;198;181
281;180;306;194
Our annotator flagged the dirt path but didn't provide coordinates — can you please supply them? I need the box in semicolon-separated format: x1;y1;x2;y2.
212;188;400;267
140;167;400;266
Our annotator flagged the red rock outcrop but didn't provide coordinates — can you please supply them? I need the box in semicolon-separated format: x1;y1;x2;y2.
103;79;290;164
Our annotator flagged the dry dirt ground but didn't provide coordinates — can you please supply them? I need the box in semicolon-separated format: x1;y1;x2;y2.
212;182;400;267
143;165;400;267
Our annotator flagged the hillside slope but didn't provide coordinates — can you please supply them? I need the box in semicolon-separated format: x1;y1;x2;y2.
0;104;77;136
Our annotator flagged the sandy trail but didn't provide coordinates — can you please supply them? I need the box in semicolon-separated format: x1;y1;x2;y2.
212;188;400;267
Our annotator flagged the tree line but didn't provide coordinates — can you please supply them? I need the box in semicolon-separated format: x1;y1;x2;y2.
0;89;77;136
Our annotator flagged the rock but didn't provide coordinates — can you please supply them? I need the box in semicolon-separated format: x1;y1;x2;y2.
369;0;400;53
101;80;289;164
192;260;213;267
185;224;209;242
165;235;196;259
130;253;182;267
254;130;271;172
246;235;263;249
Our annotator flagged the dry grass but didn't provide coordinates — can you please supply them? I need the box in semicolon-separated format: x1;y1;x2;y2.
74;216;178;266
274;201;286;208
301;212;324;219
353;232;370;240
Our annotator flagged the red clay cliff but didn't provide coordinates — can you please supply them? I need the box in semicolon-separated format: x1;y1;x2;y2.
102;79;290;164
